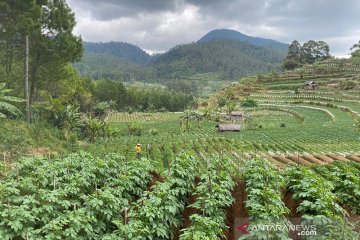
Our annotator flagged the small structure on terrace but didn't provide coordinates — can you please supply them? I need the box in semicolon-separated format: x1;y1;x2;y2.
304;80;317;90
216;124;241;132
230;111;246;121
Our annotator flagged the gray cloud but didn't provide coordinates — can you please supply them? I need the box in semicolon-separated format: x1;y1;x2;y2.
66;0;360;56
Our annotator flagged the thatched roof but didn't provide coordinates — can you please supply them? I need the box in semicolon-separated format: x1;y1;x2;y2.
231;111;245;116
216;124;241;132
305;80;316;85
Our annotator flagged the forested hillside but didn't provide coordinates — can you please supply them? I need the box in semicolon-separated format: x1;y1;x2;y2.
198;29;289;51
151;39;286;80
74;52;155;81
74;37;287;82
83;41;152;64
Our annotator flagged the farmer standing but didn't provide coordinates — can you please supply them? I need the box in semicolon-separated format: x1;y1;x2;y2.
135;143;141;159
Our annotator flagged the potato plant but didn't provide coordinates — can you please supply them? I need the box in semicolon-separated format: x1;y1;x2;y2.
284;166;359;239
180;156;235;240
105;153;197;240
240;158;291;240
0;152;154;239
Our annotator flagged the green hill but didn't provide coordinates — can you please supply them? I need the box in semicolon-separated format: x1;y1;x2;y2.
198;28;289;51
83;41;152;64
151;39;286;80
74;37;287;82
73;52;155;82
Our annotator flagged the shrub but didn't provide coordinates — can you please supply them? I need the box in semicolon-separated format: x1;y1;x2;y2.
148;128;159;136
280;123;286;127
241;99;258;107
127;123;142;136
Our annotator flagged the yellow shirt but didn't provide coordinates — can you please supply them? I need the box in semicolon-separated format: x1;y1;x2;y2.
135;146;141;153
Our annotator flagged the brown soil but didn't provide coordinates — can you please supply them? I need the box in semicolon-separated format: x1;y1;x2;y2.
302;155;325;165
283;189;302;218
173;177;200;240
272;155;296;165
287;155;312;166
147;172;164;190
346;155;360;163
267;157;286;169
223;180;248;240
326;154;348;161
283;189;304;240
314;155;333;163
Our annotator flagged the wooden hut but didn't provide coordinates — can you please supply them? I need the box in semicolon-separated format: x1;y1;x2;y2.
216;124;241;132
230;111;246;121
304;81;317;90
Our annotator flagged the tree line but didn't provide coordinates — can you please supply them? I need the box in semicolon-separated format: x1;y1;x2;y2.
0;0;194;123
283;39;360;70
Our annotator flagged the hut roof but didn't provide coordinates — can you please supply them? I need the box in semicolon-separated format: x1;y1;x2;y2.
231;111;245;116
305;80;316;85
216;124;241;131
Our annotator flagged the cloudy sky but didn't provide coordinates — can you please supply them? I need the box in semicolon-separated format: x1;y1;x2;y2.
66;0;360;57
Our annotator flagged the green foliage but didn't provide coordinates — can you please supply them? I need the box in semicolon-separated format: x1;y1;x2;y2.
0;152;154;239
243;158;289;219
312;161;360;214
180;156;235;240
217;97;226;108
241;99;258;108
350;40;360;58
109;153;197;240
0;83;24;118
147;128;159;136
92;80;193;112
339;81;356;90
283;40;330;70
151;39;285;80
127;123;142;136
284;166;359;239
0;120;32;154
81;116;109;142
240;158;290;240
94;101;116;117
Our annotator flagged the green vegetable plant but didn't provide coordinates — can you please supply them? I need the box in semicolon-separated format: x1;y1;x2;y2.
180;156;235;240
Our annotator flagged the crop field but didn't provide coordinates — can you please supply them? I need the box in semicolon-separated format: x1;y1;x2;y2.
1;152;359;239
102;92;360;167
2;66;360;239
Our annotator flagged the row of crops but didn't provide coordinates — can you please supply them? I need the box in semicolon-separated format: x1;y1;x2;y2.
107;112;183;123
1;152;359;239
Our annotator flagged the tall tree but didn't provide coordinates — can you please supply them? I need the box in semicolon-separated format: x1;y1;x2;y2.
29;0;83;103
350;40;360;58
301;40;330;64
0;0;82;108
283;40;302;70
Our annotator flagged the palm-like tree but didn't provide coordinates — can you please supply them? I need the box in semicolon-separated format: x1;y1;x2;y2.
0;83;24;118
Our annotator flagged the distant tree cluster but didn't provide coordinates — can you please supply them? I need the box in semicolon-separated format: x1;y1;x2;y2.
0;0;83;107
351;40;360;58
152;40;286;80
283;40;331;70
93;80;193;112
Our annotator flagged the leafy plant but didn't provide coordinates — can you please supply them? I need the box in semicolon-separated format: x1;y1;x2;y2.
180;156;235;240
0;83;24;118
110;153;197;240
239;158;290;240
284;166;359;239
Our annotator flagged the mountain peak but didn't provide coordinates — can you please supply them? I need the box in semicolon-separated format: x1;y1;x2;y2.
198;29;289;51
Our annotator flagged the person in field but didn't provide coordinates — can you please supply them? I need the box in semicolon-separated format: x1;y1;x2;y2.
135;143;141;159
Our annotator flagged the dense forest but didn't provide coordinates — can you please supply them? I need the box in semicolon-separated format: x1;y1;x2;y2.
74;38;287;82
198;28;289;51
0;0;194;124
151;39;286;80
